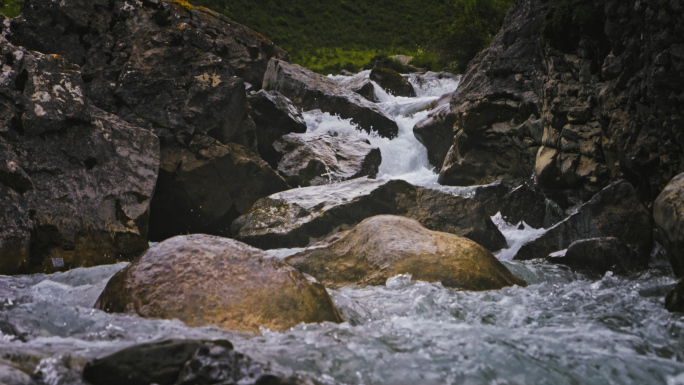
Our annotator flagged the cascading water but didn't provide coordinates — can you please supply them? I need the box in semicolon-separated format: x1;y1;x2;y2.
1;71;683;385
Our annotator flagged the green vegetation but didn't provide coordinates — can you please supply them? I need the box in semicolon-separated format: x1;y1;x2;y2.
193;0;514;74
0;0;23;18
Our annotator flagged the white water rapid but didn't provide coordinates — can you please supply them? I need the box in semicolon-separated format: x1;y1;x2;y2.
1;71;683;385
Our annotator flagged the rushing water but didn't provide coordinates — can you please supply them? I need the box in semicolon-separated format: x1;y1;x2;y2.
2;71;684;385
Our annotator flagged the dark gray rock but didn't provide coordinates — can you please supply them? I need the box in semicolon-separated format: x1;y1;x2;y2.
499;183;564;229
514;180;653;263
273;131;381;187
148;140;289;241
263;59;399;138
82;339;313;385
0;40;159;275
232;178;506;252
547;237;645;275
369;67;416;97
666;280;684;313
248;90;307;168
348;78;377;102
654;173;684;277
413;102;455;170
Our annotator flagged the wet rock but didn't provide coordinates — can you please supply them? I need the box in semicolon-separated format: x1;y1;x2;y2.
348;78;377;103
369;67;416;97
95;234;343;333
232;178;506;251
413;102;456;170
665;280;684;313
286;215;526;290
0;360;35;385
273;131;381;187
248;90;307;168
83;339;310;385
654;173;684;277
6;0;290;241
546;237;645;275
148;137;289;241
263;59;398;138
514;180;653;262
499;183;565;229
0;41;159;275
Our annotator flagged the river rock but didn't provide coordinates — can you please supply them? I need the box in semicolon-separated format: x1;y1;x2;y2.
263;59;399;138
546;237;644;275
273;131;381;187
654;173;684;277
0;41;159;275
514;180;653;263
499;183;565;229
6;0;291;241
286;215;526;290
248;90;307;168
433;0;684;206
232;178;507;251
348;78;377;102
369;67;416;97
83;339;310;385
148;138;289;241
95;234;343;333
0;360;34;385
665;280;684;313
413;102;456;170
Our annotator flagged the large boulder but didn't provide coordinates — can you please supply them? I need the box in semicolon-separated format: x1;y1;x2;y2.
369;67;416;97
248;90;307;169
286;215;526;290
232;178;507;251
273;131;381;187
514;180;653;262
546;237;645;275
6;0;291;240
0;42;159;275
95;234;344;333
83;339;311;385
0;360;34;385
432;0;684;206
263;59;399;138
148;140;289;241
654;173;684;277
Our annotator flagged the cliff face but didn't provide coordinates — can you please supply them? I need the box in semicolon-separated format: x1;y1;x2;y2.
429;0;684;208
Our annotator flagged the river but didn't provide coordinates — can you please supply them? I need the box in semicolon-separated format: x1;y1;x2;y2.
1;71;683;385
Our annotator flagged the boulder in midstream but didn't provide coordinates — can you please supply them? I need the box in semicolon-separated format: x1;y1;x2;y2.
286;215;526;290
95;234;344;333
369;67;416;97
231;178;507;252
546;237;646;275
262;59;399;138
273;131;381;187
654;173;684;278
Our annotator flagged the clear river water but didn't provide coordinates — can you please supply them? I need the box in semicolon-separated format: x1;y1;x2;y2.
1;71;683;385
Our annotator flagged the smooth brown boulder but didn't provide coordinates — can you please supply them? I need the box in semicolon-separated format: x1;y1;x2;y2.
95;235;344;333
286;215;526;290
654;173;684;277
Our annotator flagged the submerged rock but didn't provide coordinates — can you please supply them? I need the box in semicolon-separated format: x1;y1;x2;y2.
95;235;343;333
546;237;644;275
286;215;526;290
369;67;416;97
83;339;311;385
248;90;307;169
514;180;653;263
273;131;381;186
0;41;159;275
263;59;399;138
654;173;684;277
148;140;288;241
232;178;506;251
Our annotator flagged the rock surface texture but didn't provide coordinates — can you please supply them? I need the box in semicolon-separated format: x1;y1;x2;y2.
286;215;526;290
263;59;399;138
95;234;344;333
232;178;506;251
514;180;653;262
547;237;644;274
273;131;381;186
0;39;159;275
5;0;290;241
369;67;416;97
654;173;684;278
419;0;684;208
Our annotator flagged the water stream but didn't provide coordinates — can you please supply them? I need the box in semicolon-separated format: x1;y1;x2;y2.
1;71;683;385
